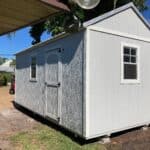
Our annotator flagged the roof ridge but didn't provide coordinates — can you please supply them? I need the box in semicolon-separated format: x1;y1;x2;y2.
84;2;150;30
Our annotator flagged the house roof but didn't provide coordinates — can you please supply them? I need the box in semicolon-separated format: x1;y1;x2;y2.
0;60;15;73
0;0;69;36
0;66;14;73
83;2;150;30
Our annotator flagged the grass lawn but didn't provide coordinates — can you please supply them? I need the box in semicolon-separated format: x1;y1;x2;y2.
10;124;106;150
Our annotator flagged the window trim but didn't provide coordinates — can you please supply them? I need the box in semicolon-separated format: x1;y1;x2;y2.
121;42;140;84
30;54;37;81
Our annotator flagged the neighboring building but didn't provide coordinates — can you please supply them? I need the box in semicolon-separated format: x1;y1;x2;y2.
0;59;15;73
15;3;150;139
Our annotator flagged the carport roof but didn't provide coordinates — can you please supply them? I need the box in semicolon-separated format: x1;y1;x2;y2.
0;0;70;36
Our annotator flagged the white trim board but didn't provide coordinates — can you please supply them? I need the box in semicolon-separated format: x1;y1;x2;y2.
85;29;90;138
88;26;150;43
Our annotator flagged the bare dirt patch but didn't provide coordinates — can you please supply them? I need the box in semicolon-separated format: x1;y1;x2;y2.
0;108;39;150
0;86;39;149
107;128;150;150
0;86;14;111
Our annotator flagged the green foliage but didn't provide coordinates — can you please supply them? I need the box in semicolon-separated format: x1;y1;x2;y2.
0;57;7;65
29;0;148;44
45;13;68;36
0;72;11;86
29;22;46;45
11;124;106;150
116;0;148;11
0;58;3;65
10;59;16;67
30;3;84;44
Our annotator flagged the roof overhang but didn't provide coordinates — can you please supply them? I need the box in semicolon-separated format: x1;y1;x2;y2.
0;0;70;36
84;2;150;29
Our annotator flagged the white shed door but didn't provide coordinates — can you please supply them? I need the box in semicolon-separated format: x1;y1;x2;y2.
45;49;62;121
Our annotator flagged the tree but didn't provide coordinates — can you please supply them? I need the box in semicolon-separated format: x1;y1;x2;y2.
29;22;46;45
29;0;148;44
10;59;16;67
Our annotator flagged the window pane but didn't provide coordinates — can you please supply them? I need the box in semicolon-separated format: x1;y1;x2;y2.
124;47;130;54
124;64;137;79
31;67;36;78
131;48;136;55
31;57;36;65
124;56;130;62
131;57;136;63
31;57;36;79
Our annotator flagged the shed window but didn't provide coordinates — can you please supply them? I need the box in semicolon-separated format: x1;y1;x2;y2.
31;56;36;79
121;44;140;83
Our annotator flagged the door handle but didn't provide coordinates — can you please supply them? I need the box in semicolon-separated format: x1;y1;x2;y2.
45;82;61;88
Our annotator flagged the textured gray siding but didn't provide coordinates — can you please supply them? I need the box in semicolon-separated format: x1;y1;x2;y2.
59;32;84;135
16;50;46;116
16;31;84;135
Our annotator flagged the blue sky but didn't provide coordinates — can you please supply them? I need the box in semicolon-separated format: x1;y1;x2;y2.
0;0;150;59
0;28;51;58
143;0;150;21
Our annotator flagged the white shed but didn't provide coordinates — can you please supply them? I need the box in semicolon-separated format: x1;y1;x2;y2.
15;3;150;139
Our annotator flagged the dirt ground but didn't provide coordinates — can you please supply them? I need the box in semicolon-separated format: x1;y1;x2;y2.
0;86;14;111
0;86;39;149
0;86;150;150
106;128;150;150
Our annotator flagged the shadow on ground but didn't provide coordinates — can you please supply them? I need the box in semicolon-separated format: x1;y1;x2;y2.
13;101;150;150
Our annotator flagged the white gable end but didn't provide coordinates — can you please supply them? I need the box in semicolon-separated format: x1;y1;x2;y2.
89;8;150;39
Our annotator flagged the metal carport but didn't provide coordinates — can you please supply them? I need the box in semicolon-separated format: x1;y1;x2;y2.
0;0;69;36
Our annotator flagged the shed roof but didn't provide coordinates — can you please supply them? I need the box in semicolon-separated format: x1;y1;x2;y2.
0;0;69;36
84;2;150;30
16;3;150;56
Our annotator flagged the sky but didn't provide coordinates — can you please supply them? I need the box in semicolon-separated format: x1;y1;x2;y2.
0;28;51;58
0;0;150;59
143;0;150;21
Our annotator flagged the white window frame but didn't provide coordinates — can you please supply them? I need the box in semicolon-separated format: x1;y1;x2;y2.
30;54;37;81
121;42;140;84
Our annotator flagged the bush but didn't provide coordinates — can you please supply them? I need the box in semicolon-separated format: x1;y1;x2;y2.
3;75;7;86
0;72;11;86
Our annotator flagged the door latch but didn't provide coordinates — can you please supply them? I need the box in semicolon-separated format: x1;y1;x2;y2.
45;82;61;88
57;82;61;87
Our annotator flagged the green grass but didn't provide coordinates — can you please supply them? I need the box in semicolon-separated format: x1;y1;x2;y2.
10;125;106;150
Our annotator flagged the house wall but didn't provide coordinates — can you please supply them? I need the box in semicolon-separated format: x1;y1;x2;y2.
16;31;84;135
86;29;150;139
